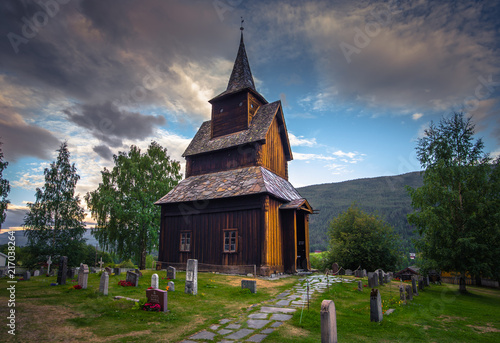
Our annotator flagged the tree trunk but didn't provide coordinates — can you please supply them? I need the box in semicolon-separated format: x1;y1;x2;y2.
459;274;467;293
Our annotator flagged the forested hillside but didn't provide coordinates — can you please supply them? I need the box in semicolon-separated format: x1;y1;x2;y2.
298;171;423;253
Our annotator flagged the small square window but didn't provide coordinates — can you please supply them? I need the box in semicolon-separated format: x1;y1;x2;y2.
223;229;237;253
180;231;191;252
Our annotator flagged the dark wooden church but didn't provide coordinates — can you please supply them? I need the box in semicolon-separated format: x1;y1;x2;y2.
156;30;313;275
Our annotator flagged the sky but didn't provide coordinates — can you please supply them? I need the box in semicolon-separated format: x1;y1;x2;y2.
1;0;499;231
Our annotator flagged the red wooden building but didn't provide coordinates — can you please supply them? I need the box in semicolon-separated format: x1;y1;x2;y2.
156;30;313;275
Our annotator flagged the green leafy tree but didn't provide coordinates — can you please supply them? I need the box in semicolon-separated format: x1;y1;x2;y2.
327;203;400;271
24;142;86;267
407;112;499;292
0;141;10;228
85;141;181;270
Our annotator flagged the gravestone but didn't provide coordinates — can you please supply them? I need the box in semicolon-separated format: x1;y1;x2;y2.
241;279;257;294
151;273;159;289
412;277;419;296
405;285;413;301
99;271;109;295
384;273;390;284
320;300;338;343
367;272;375;288
78;264;89;289
331;263;339;274
357;280;363;292
67;268;76;279
167;266;176;280
46;256;52;275
418;279;424;291
134;269;143;277
355;269;362;278
24;271;31;280
105;267;112;276
185;259;198;295
114;268;121;276
399;285;406;302
370;289;383;322
362;269;367;277
146;288;168;312
345;269;352;276
126;271;139;287
378;270;384;285
33;270;40;277
167;281;175;291
57;256;68;285
338;269;345;275
425;276;430;287
90;267;97;274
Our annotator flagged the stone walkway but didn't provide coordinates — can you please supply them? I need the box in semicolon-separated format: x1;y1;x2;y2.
180;275;353;343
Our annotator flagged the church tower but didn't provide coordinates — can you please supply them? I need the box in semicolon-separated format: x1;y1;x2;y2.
156;27;313;275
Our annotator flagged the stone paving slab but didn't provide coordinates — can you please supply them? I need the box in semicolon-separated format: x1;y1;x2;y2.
270;321;283;328
248;313;268;319
218;329;233;335
260;306;296;313
210;324;220;330
245;334;268;342
246;319;270;329
189;329;216;340
261;328;274;334
275;299;290;306
226;323;242;329
270;313;293;321
219;319;232;324
225;329;255;340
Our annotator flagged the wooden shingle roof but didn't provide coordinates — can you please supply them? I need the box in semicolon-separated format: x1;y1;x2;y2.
155;166;303;205
182;101;282;157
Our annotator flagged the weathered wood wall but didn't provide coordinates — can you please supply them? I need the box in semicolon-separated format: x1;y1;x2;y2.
159;196;263;267
211;92;248;138
260;117;288;179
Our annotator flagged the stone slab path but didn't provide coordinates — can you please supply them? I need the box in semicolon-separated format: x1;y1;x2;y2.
180;274;353;342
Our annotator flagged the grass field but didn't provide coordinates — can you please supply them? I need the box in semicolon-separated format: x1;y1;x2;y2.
1;271;499;342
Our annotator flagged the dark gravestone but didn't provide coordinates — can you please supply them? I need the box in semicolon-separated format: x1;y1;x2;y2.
126;271;139;287
320;300;338;343
357;280;363;292
368;272;375;288
418;279;424;291
67;268;76;279
114;268;121;276
406;285;413;301
331;263;339;274
241;279;257;293
378;270;384;285
370;289;383;322
146;288;168;312
412;277;419;296
399;285;406;302
345;269;352;276
425;276;430;287
24;271;31;280
355;269;363;278
167;266;176;280
57;256;68;285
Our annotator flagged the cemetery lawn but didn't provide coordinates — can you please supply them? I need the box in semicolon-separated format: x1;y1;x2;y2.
269;277;500;342
0;270;297;342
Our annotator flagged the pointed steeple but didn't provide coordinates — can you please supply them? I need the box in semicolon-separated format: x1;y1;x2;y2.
226;30;256;93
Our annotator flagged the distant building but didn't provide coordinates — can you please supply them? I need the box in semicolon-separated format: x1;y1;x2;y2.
156;29;313;275
0;252;7;267
395;266;420;281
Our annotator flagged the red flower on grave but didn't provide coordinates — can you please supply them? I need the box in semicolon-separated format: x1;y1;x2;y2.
147;286;153;289
118;280;134;287
142;302;161;312
73;284;82;289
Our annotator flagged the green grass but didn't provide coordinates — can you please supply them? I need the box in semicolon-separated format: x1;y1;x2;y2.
1;272;499;342
0;270;297;342
268;277;500;342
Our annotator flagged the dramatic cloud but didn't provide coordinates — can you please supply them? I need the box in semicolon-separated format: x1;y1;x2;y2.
64;102;166;147
288;133;317;147
92;145;113;160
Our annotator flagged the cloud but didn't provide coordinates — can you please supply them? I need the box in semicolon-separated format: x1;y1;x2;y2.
92;145;113;160
288;133;317;147
412;113;424;120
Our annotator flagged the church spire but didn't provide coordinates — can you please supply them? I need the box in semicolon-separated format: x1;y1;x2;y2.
225;19;256;93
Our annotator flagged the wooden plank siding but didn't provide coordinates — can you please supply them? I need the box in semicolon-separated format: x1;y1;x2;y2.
211;92;248;138
185;145;259;178
159;196;263;268
260;117;288;179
